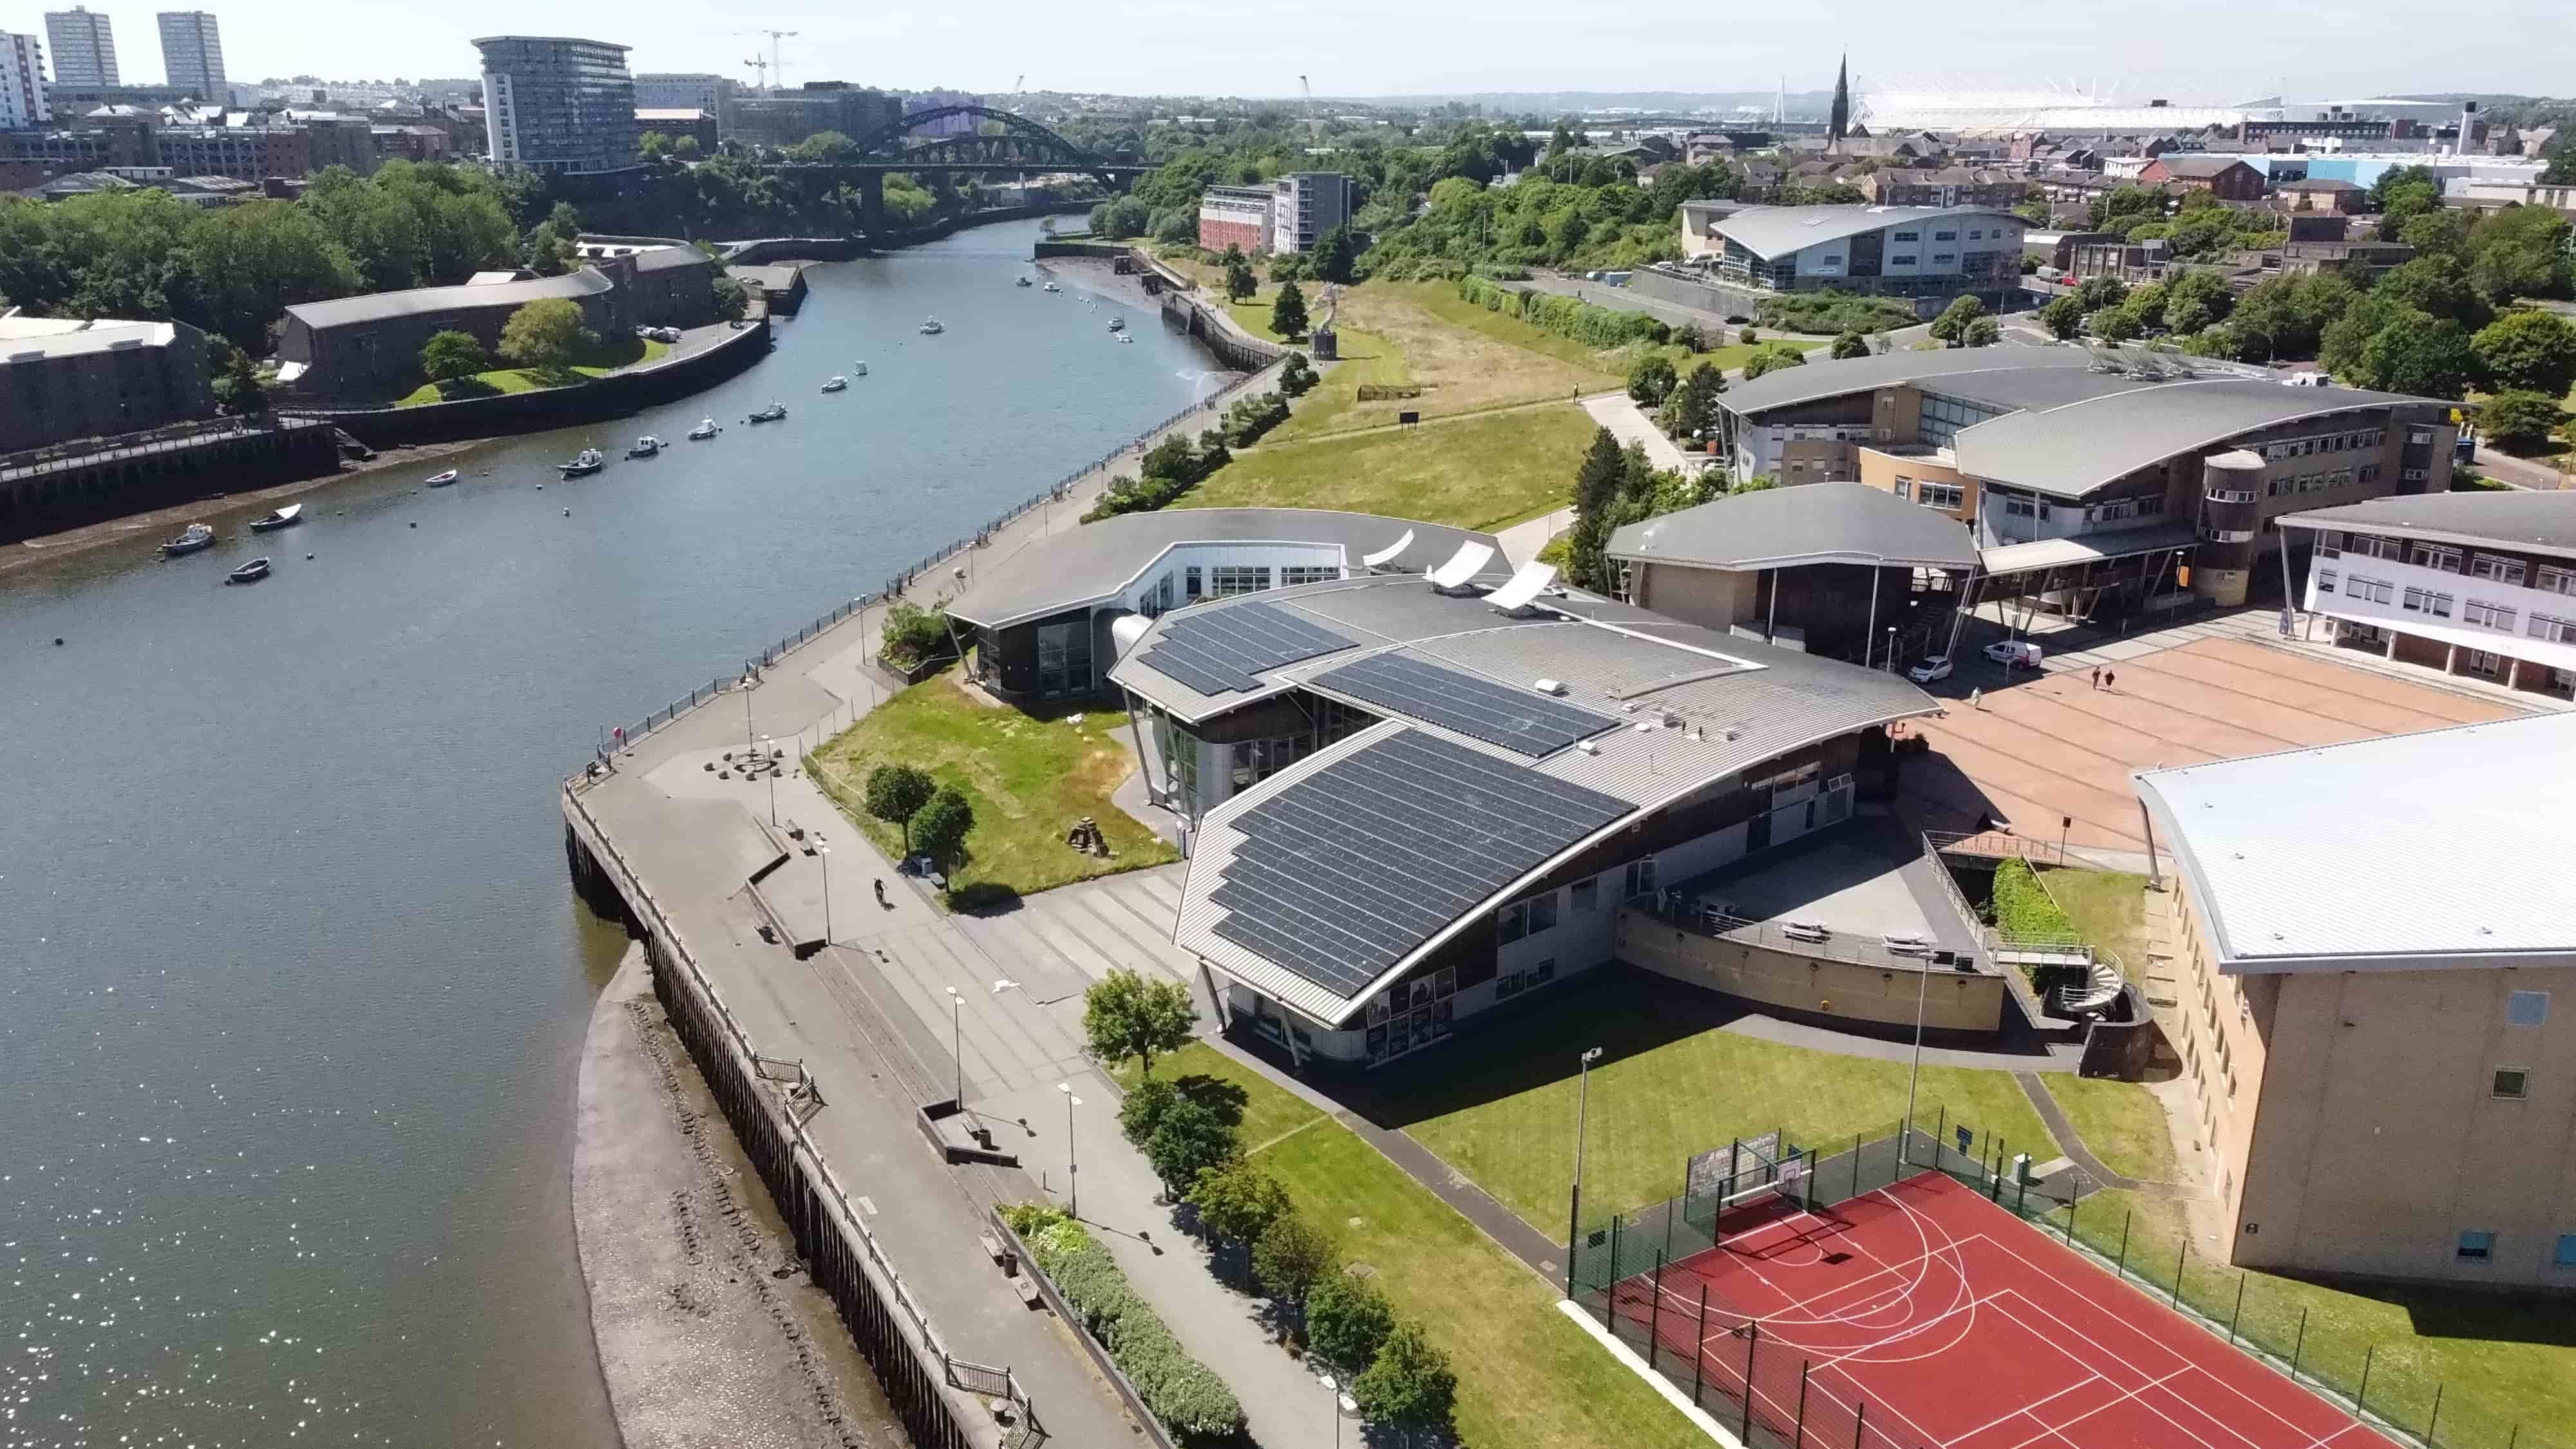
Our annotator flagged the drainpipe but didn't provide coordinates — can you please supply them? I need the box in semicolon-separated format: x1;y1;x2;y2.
1864;565;1883;668
2137;799;2163;890
1767;568;1781;643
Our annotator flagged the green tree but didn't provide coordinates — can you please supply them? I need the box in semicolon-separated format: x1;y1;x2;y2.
1929;294;1988;346
2318;292;2421;378
1625;352;1677;406
1830;329;1871;359
1185;1159;1290;1247
862;763;935;852
710;272;749;323
2226;274;2356;361
1251;1213;1336;1312
209;342;264;415
2473;310;2576;395
1269;279;1311;339
1562;426;1628;589
183;200;363;350
2357;317;2479;399
785;129;860;164
2038;294;2087;340
1352;1320;1459;1434
2076;276;2128;311
1117;1074;1180;1147
2464;205;2574;305
418;329;489;383
1740;342;1808;378
498;297;591;368
1312;223;1358;284
908;785;974;870
2376;254;2492;330
2544;138;2576;186
672;135;702;160
1081;967;1198;1077
1672;360;1728;437
2479;390;2568;453
1963;316;2002;346
638;131;672;162
1307;1272;1395;1372
2158;270;2234;336
2398;209;2471;260
1222;244;1256;302
1142;1095;1238;1197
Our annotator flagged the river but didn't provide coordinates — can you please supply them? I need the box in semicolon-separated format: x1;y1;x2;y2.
0;219;1224;1449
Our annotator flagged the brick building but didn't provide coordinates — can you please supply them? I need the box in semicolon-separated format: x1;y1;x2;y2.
0;315;214;451
2135;154;2266;202
1195;184;1273;254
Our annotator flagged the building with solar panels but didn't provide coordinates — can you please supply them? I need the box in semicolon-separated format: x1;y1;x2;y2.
945;509;1960;1069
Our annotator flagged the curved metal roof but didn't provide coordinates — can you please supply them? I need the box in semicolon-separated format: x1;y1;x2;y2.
283;267;615;332
1951;378;2436;498
1711;204;2026;260
1719;346;2102;417
1605;481;1979;572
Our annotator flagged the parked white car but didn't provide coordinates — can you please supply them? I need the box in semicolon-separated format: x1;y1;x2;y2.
1907;656;1954;684
1984;639;2043;669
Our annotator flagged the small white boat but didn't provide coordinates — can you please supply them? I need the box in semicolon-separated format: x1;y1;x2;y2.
424;469;459;487
1117;333;1135;344
687;419;719;440
1041;280;1061;294
558;448;606;477
1107;316;1126;332
853;361;867;377
249;504;303;532
917;318;944;335
225;557;271;585
160;522;216;556
627;436;663;458
821;375;848;393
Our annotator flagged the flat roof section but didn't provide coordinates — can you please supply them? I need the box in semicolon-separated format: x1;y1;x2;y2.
1307;652;1619;758
2276;489;2576;560
1953;378;2434;500
1716;346;2101;418
1977;521;2199;577
1607;480;1980;573
1133;599;1353;697
2135;713;2576;972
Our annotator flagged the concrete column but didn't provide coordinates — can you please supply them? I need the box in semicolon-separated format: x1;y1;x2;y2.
2508;658;2522;690
1864;566;1883;667
2444;643;2458;674
2385;632;2398;660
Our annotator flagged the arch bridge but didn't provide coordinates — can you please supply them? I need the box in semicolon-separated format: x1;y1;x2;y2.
784;104;1151;232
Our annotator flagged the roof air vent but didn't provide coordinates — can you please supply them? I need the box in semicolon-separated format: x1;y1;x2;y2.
1577;738;1600;755
1535;677;1567;696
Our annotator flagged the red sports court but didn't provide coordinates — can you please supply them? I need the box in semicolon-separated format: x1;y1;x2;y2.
1604;1171;2391;1449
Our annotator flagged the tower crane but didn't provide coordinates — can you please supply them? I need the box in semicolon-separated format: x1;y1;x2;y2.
1300;73;1320;143
732;28;799;95
742;57;770;94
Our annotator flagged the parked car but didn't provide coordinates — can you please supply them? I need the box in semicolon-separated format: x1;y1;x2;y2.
1907;655;1955;684
1984;639;2043;670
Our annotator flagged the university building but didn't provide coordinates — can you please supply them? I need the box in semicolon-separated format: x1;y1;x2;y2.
1706;205;2028;313
2137;714;2576;1287
1195;184;1273;255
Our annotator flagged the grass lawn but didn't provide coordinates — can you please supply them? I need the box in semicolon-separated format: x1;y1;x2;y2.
1390;973;2055;1233
2045;1190;2576;1449
808;667;1177;907
1111;1042;1325;1153
2038;1074;2175;1184
1179;402;1592;532
2038;867;2150;976
1135;1044;1705;1449
395;334;669;406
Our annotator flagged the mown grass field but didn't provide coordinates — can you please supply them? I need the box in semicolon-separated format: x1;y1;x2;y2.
809;667;1177;906
395;334;669;406
1179;402;1592;532
2038;1074;2176;1184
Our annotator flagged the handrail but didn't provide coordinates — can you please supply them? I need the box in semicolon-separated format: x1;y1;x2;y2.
1629;895;1987;976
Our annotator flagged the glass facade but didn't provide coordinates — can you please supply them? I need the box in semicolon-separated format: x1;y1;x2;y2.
1915;390;2009;450
475;35;639;174
1034;618;1092;699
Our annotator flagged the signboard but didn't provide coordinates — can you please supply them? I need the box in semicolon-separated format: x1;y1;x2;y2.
1956;1124;1974;1154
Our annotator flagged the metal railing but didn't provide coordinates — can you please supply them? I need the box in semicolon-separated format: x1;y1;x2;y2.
0;413;322;483
1629;894;1984;976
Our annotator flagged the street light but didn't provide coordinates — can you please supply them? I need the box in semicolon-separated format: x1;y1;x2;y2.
1902;945;1931;1167
1317;1372;1357;1449
945;985;966;1106
762;734;778;825
1057;1082;1082;1218
1566;1045;1604;1297
816;842;833;945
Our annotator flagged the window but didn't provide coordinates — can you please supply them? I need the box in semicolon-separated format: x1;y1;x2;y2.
1917;481;1964;509
1527;891;1559;935
2356;463;2382;484
2537;566;2576;597
2463;600;2515;630
1185;565;1204;599
2471;555;2527;586
2531;613;2576;645
2465;650;2504;679
1933;229;1957;241
1892;230;1919;241
2410;542;2464;573
1890;254;1918;266
1207;564;1271;597
2002;495;2052;520
1497;901;1528;944
2315;569;2336;594
2344;574;2394;604
2508;990;2550;1027
2457;1231;2496;1262
1623;857;1658;900
2494;1069;2531;1100
1967;229;1984;239
1278;565;1337;586
2401;588;2454;618
1932;253;1956;265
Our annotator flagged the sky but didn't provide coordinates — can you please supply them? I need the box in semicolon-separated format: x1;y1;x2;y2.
13;0;2573;104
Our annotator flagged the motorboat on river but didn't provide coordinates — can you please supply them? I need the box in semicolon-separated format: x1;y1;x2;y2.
160;523;216;556
1016;275;1034;288
917;318;944;335
853;361;867;376
821;375;848;393
248;504;303;532
1041;280;1061;293
1107;316;1126;332
627;436;664;458
225;557;271;585
687;418;719;440
746;404;788;424
424;469;459;486
558;448;606;477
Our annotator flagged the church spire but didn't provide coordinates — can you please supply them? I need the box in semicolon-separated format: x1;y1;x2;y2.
1830;53;1851;146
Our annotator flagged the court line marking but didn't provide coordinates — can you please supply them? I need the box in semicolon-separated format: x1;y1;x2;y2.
1991;1367;2200;1449
1934;1370;2108;1446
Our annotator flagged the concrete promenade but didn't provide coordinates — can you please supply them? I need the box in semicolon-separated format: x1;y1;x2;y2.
570;354;1296;1446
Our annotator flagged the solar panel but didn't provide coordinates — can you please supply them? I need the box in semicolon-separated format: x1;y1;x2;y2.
1135;600;1352;696
1311;652;1616;757
1210;730;1629;999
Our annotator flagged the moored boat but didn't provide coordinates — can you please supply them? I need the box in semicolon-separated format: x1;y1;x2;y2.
687;418;719;440
746;404;787;424
1016;276;1034;287
917;318;944;335
627;436;663;458
248;503;303;532
225;557;271;584
853;361;867;376
159;523;216;556
1041;280;1061;293
1107;316;1126;332
820;375;848;393
558;448;606;477
424;469;459;487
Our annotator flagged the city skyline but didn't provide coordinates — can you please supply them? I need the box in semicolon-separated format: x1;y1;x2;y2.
4;0;2571;104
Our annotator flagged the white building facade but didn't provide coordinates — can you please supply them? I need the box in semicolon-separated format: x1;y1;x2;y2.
0;32;48;128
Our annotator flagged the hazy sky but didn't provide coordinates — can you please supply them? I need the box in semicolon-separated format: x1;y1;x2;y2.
17;0;2573;102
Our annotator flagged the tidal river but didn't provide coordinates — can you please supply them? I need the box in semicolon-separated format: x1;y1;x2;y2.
0;218;1225;1449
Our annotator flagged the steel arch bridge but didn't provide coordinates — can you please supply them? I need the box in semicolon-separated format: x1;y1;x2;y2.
849;104;1123;169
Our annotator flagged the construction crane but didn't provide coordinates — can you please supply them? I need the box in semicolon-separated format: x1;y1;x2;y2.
1300;73;1320;144
742;57;769;94
732;28;799;95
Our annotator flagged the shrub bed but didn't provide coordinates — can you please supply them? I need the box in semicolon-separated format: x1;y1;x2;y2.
1457;274;1667;349
1001;1204;1246;1441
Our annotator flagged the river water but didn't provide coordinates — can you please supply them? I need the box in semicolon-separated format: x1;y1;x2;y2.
0;219;1222;1449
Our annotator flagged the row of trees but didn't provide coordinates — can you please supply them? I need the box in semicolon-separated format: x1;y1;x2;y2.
1079;969;1460;1440
859;762;976;869
1083;430;1236;520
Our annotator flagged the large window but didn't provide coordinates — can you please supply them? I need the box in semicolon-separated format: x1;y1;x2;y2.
1035;618;1094;699
2410;542;2465;574
2471;555;2527;587
1208;565;1271;597
1229;735;1311;790
1622;857;1659;900
2531;613;2576;645
1916;480;1964;509
1280;565;1338;586
1571;876;1600;914
2508;990;2550;1027
2463;600;2515;630
1917;392;2009;450
2538;565;2576;598
1365;967;1455;1063
2315;569;2337;594
2343;574;2395;604
2401;588;2454;618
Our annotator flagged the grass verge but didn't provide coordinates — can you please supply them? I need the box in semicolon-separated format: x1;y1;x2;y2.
809;667;1176;907
1390;973;2055;1231
2038;1074;2176;1183
2039;867;2150;976
2043;1189;2576;1449
395;334;668;406
1139;1044;1706;1449
1179;403;1592;531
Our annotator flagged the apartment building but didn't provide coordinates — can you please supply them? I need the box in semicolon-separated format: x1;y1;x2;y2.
2277;491;2576;702
43;6;116;86
2136;714;2576;1287
632;72;726;116
1862;166;2029;209
1;32;47;129
1269;172;1352;254
155;11;223;99
1195;184;1273;254
473;35;638;175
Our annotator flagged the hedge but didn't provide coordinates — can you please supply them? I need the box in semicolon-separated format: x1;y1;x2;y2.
1991;858;2079;940
1005;1206;1246;1441
1456;274;1666;349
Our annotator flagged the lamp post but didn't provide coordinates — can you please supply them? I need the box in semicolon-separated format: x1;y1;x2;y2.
1057;1082;1081;1218
816;842;833;945
744;669;756;748
1318;1372;1356;1448
762;734;778;826
1566;1045;1604;1297
1902;947;1931;1166
945;985;966;1106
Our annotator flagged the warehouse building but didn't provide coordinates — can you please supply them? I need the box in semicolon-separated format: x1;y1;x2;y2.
1707;205;2027;314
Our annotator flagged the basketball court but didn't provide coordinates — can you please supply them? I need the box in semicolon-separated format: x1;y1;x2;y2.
1604;1171;2391;1449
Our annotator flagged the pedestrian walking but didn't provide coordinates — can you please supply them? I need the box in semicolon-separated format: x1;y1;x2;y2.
1969;687;1984;710
2090;666;2101;689
2103;670;2116;691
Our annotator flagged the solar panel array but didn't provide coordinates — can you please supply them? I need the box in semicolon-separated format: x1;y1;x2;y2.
1312;652;1617;757
1209;730;1631;998
1136;600;1354;697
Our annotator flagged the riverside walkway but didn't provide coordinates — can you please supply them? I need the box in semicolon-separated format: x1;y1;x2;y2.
566;359;1289;1447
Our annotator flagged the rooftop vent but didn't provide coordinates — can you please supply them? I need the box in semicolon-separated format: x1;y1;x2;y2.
1534;677;1567;696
